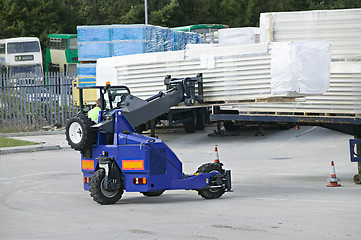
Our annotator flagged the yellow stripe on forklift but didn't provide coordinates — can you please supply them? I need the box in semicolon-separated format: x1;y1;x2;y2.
82;160;94;170
122;160;144;170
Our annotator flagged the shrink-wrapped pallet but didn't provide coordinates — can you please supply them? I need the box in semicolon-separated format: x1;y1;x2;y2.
77;25;112;61
270;41;331;96
77;63;96;78
77;24;200;62
218;27;260;46
260;8;361;59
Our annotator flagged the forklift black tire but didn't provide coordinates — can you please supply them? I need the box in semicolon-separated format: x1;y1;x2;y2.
196;163;226;199
65;113;97;151
141;191;165;197
354;174;361;184
89;169;124;205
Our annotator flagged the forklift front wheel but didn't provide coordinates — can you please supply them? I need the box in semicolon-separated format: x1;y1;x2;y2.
65;114;96;151
196;163;226;199
89;169;124;205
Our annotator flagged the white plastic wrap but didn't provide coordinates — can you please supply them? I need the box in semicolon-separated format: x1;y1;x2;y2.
270;41;331;96
96;58;118;86
260;9;361;59
185;44;218;50
218;27;260;46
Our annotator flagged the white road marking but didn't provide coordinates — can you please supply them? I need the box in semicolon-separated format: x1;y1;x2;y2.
0;171;67;181
278;126;317;147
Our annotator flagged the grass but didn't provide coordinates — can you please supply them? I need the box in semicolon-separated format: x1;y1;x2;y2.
0;136;39;148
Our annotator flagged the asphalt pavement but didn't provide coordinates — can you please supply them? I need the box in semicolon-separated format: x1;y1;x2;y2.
1;125;361;240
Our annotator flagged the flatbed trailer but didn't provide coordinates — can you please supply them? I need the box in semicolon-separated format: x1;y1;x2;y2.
210;104;361;184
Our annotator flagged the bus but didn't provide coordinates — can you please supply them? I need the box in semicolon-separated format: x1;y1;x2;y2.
172;24;229;44
0;37;43;76
45;34;79;74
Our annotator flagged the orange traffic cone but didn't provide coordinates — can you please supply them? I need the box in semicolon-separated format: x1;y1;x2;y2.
327;161;341;187
214;145;220;163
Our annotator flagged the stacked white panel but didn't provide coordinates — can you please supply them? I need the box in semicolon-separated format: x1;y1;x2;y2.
224;62;361;115
260;8;361;59
99;44;273;102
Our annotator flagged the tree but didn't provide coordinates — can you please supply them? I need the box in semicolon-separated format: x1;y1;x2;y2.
0;0;360;52
149;0;180;27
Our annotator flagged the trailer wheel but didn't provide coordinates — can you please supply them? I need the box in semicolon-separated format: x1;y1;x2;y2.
141;191;165;197
224;121;234;131
65;113;96;151
89;169;124;205
184;111;197;133
354;174;361;184
196;108;207;130
196;163;226;199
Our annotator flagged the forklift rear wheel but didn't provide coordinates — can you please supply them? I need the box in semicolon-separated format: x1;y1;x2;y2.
196;163;226;199
89;169;124;205
141;191;165;197
354;174;361;184
65;113;96;151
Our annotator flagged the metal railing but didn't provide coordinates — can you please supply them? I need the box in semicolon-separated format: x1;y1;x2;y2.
0;72;79;132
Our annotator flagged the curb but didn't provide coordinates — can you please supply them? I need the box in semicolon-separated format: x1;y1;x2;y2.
0;145;62;155
0;130;65;138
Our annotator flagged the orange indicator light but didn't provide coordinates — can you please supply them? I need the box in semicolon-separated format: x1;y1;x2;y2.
122;160;144;170
82;160;94;170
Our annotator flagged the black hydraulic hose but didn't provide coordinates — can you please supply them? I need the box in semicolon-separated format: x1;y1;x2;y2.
145;91;163;102
145;87;179;102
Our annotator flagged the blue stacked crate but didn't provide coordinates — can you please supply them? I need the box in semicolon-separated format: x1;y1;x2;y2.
112;25;175;56
179;31;188;50
77;24;201;79
112;24;147;56
77;25;112;61
77;25;112;79
188;32;201;45
77;63;96;86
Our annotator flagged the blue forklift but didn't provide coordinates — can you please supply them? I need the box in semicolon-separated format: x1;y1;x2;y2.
65;74;232;204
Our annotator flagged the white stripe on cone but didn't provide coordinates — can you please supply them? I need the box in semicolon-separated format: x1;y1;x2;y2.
327;161;341;187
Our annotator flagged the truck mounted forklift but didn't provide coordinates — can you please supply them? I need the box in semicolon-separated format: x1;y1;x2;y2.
65;74;232;204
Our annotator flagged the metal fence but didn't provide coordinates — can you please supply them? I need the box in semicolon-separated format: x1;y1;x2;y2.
0;72;79;132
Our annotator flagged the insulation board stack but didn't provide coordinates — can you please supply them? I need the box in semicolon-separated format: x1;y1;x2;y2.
218;27;260;46
236;8;361;116
96;43;361;115
96;41;330;101
77;24;200;78
260;8;361;59
173;31;201;51
94;9;361;117
77;24;200;60
77;63;96;78
97;43;272;101
226;61;361;116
